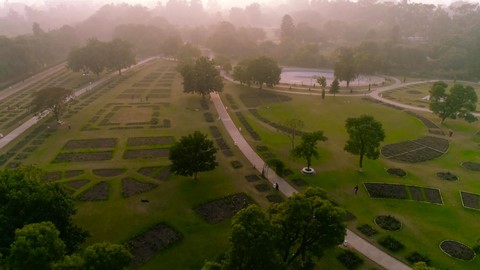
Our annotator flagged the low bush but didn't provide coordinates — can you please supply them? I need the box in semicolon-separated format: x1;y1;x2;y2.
357;224;378;237
406;251;431;265
337;250;364;269
379;236;404;252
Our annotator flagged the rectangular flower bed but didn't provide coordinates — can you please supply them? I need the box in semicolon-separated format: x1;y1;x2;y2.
424;188;443;204
53;151;114;163
381;141;423;158
461;191;480;209
392;147;442;163
123;149;169;159
127;136;174;147
193;193;255;224
63;138;117;149
364;183;408;199
414;136;449;153
408;186;424;201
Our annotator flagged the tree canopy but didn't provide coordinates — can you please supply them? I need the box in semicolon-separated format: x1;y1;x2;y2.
169;131;218;180
232;56;281;89
344;115;385;172
179;56;224;98
83;242;132;270
105;39;136;75
429;81;478;123
0;166;88;254
281;118;304;149
291;131;327;169
31;87;72;122
334;47;358;88
330;78;340;96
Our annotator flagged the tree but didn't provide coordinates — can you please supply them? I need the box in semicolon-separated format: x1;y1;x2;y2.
105;39;136;75
169;131;218;180
82;39;107;76
8;222;65;270
291;131;327;170
412;262;437;270
282;118;304;149
269;187;346;268
0;166;88;254
334;47;358;88
317;76;327;99
329;78;340;96
344;115;385;172
180;57;224;98
280;14;296;42
429;81;478;123
51;254;84;270
247;56;281;89
31;87;72;122
232;59;252;86
83;242;132;270
225;205;281;270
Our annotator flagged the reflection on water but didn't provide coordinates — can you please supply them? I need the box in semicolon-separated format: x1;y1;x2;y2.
280;67;384;87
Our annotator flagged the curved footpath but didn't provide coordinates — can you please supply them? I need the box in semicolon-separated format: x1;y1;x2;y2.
210;92;411;270
0;57;158;150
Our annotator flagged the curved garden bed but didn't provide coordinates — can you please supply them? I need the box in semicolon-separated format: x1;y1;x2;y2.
374;215;402;231
437;172;458;181
462;162;480;172
439;240;476;261
387;168;407;177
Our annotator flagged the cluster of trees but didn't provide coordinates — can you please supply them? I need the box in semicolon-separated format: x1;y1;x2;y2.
0;167;132;269
429;82;478;123
203;187;346;270
179;57;224;98
67;38;136;76
232;56;282;89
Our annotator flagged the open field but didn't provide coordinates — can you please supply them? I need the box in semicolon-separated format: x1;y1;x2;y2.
223;82;480;269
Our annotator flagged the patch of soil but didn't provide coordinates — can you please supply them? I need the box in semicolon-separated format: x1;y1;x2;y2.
127;223;183;266
440;240;476;261
138;166;162;177
437;172;458;181
408;186;424;201
230;160;242;169
357;224;378;237
154;167;171;181
462;162;480;171
222;149;234;157
78;181;109;201
193;193;255;224
254;183;270;192
429;129;445;136
92;168;127;177
414;136;449;153
127;136;174;147
67;179;89;189
122;177;157;197
375;215;402;231
266;194;284;203
364;183;408;199
43;171;62;182
245;175;261;182
63;138;117;149
292;178;307;186
381;141;423;158
393;147;443;163
387;168;407;177
424;188;443;204
209;126;222;138
461;192;479;209
124;149;169;159
65;170;84;178
53;151;114;163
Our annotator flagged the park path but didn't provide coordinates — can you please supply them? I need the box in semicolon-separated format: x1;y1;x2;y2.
210;92;411;270
0;57;157;150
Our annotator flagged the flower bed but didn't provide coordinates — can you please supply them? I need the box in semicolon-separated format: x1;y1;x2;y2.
461;192;480;209
462;162;480;171
387;168;407;177
357;224;378;237
408;186;424;201
53;151;114;163
381;141;423;158
378;236;405;252
123;149;169;159
406;252;431;265
424;188;443;204
193;193;255;224
209;126;222;138
122;177;157;197
337;250;364;270
65;170;84;178
364;183;408;199
78;181;109;201
375;215;402;231
437;172;458;181
440;240;476;261
393;147;443;163
92;168;126;177
254;183;270;192
63;138;117;149
235;112;260;141
43;171;62;182
381;136;448;163
127;136;174;147
67;179;89;189
245;174;261;182
415;136;449;153
266;194;284;203
230;160;242;169
292;178;307;186
127;223;182;266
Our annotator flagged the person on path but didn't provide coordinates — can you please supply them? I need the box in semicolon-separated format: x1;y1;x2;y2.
354;185;359;195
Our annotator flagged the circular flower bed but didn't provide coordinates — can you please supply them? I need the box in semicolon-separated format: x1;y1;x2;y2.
375;215;402;231
436;172;458;181
387;168;407;177
440;240;476;261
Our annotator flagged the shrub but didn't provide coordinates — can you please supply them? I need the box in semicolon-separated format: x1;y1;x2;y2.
230;160;243;169
378;236;405;252
406;251;431;265
204;112;214;122
375;215;401;231
267;158;285;176
337;250;364;269
357;224;378;237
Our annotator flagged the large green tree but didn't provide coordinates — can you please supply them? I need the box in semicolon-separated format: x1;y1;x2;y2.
429;81;478;123
31;87;72;122
8;222;65;270
247;56;281;89
329;78;340;96
291;131;327;170
180;57;224;98
344;115;385;172
0;167;88;254
83;242;132;270
169;131;218;180
105;39;136;75
334;47;358;88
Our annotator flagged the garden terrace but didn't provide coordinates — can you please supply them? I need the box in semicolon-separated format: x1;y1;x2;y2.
193;193;255;224
364;183;443;204
122;177;157;197
77;181;109;201
460;191;480;210
127;223;183;266
440;240;476;261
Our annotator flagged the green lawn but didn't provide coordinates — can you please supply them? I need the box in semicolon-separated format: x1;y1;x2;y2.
223;82;480;270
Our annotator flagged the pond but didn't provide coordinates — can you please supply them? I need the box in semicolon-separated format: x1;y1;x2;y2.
280;67;385;87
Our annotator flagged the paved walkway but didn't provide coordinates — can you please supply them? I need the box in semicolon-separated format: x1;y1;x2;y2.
210;92;411;270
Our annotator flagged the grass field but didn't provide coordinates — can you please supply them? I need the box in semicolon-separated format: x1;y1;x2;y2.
223;82;480;269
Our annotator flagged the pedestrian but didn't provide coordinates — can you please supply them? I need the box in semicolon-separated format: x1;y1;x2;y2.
68;125;71;130
275;183;279;190
239;127;242;132
448;129;453;137
354;185;359;195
